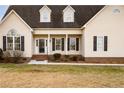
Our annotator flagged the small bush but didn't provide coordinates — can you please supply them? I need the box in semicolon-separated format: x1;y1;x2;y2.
3;51;11;57
23;58;27;61
64;55;69;59
62;55;70;62
53;53;61;60
13;50;23;63
70;56;79;61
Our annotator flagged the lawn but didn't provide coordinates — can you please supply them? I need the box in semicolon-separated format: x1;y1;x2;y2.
0;63;124;88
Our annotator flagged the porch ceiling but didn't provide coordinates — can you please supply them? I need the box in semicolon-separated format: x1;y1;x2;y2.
33;29;82;35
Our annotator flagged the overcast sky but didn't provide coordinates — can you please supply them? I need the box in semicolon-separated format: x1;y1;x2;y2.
0;5;9;20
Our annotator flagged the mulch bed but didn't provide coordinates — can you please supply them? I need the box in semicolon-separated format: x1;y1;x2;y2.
49;61;124;64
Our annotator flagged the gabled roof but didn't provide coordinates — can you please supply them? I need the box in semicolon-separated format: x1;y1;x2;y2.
39;5;51;13
1;10;33;31
63;5;75;12
3;5;104;28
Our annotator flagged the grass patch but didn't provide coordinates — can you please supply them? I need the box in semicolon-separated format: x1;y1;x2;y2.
0;63;124;74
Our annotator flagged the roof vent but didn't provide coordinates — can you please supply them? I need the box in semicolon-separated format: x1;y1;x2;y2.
113;9;120;13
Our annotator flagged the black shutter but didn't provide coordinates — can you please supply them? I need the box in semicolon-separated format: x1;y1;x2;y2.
76;38;79;51
52;38;55;51
93;36;97;51
62;38;64;51
68;38;70;51
3;36;6;51
21;36;24;51
104;36;108;51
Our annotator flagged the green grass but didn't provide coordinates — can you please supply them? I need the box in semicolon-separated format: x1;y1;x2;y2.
0;63;124;74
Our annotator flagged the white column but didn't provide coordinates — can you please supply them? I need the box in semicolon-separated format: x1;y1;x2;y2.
13;36;15;50
65;34;68;55
47;34;50;55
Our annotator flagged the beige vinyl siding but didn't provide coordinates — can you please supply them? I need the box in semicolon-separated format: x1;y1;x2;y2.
84;5;124;57
0;12;32;57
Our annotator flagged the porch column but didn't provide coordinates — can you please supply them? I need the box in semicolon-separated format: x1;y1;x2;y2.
65;34;68;55
48;34;50;55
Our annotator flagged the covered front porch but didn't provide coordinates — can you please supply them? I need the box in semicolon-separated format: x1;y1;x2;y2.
33;34;82;56
32;28;83;61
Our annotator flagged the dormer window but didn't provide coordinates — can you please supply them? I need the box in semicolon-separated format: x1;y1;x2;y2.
63;6;75;22
39;5;51;22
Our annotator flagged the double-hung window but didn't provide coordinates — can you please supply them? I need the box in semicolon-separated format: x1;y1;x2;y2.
93;36;108;51
97;36;104;51
3;29;24;51
39;6;51;22
7;37;13;50
52;38;64;51
63;6;75;22
70;38;76;50
68;37;79;51
41;13;50;22
6;30;21;51
15;37;21;50
55;38;62;51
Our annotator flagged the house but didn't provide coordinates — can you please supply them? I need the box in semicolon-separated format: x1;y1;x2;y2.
0;5;124;62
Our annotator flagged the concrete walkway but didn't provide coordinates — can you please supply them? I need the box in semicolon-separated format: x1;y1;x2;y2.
28;60;48;64
28;60;124;66
44;63;124;66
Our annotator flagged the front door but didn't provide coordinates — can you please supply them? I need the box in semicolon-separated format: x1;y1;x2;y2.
35;38;47;54
39;39;45;53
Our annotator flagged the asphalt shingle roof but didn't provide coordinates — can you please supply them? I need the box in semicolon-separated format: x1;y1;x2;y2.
4;5;104;28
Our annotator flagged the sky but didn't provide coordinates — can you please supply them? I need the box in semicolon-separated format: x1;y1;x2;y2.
0;5;9;20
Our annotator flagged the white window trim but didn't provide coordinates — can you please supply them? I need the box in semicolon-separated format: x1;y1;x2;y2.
36;39;39;47
64;15;74;23
7;37;13;50
6;29;21;51
97;36;104;51
15;37;21;50
7;36;21;51
69;37;78;51
55;38;62;51
63;12;74;23
40;13;51;22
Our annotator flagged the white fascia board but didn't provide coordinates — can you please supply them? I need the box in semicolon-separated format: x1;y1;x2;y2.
33;28;81;30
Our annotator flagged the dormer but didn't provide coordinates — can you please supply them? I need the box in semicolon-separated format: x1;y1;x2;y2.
39;5;51;22
63;5;75;22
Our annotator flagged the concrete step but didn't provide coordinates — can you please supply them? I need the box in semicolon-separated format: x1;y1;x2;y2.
28;60;48;64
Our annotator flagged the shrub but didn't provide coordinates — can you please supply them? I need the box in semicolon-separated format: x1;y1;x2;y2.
53;53;61;60
0;48;3;60
3;50;23;63
3;51;11;57
70;56;79;61
13;50;23;63
64;55;69;59
63;55;70;62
